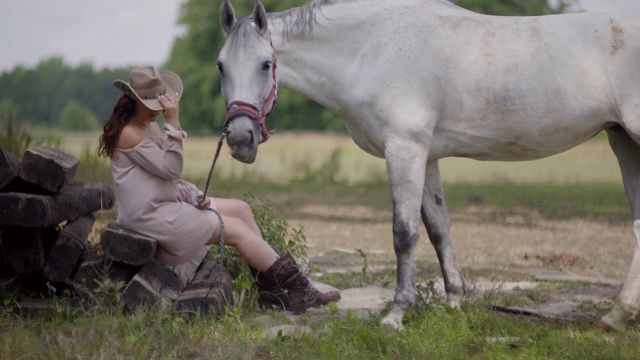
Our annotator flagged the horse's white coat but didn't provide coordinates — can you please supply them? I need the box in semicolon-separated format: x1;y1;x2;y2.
218;0;640;330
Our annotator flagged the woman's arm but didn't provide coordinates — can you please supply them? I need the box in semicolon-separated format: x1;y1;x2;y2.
175;179;201;203
119;93;188;180
123;135;185;180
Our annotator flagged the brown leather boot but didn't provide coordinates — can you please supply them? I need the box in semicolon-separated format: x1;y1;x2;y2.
264;252;341;315
249;266;291;311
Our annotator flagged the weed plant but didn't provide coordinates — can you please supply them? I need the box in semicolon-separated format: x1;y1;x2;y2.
206;193;309;310
0;117;32;155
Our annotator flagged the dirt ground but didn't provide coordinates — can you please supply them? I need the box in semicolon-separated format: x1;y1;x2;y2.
288;204;636;322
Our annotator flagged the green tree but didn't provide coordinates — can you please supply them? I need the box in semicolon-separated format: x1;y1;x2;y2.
0;98;18;125
0;58;129;128
452;0;579;15
58;99;100;131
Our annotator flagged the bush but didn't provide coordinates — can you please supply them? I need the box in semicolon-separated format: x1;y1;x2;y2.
58;99;100;131
0;98;32;155
206;193;308;310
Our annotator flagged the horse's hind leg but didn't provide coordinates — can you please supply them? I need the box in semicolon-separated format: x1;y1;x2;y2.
421;160;465;307
600;126;640;331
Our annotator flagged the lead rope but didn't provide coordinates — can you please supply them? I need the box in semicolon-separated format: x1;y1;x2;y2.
196;131;230;305
197;131;227;206
207;207;227;304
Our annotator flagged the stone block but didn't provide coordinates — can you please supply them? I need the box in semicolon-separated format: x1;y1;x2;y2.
43;213;96;282
175;261;234;318
1;226;58;274
121;273;178;310
71;254;139;294
100;222;157;266
19;147;79;193
0;144;20;190
121;249;208;310
0;183;114;227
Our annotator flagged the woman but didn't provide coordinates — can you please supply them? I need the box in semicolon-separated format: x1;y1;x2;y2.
98;66;340;314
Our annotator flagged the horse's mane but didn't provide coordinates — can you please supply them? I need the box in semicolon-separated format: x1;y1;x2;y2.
225;0;337;45
268;0;335;35
269;0;455;34
228;0;454;42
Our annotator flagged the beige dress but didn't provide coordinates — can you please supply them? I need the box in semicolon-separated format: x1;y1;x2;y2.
111;122;218;266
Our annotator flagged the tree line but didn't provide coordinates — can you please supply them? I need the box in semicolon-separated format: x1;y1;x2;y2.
0;0;577;134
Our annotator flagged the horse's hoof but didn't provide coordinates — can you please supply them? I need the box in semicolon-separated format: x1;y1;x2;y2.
446;293;463;309
380;317;405;331
380;306;406;330
598;314;624;332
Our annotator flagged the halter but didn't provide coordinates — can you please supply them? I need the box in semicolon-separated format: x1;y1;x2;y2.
198;38;278;204
223;38;278;144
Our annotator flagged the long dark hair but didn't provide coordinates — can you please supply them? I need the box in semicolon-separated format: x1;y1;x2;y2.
98;94;136;158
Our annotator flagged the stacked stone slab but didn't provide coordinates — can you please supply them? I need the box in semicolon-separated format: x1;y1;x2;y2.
91;222;234;317
0;144;234;316
0;145;114;296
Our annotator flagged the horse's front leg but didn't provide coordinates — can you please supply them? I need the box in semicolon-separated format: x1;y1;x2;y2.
379;139;428;330
422;160;465;307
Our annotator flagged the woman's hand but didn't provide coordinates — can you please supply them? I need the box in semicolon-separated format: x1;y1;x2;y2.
159;93;180;129
194;196;211;210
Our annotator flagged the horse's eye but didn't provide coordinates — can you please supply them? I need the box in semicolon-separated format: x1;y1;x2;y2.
216;61;224;74
261;61;272;71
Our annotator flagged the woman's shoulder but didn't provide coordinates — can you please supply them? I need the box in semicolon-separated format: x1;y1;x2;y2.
117;124;148;150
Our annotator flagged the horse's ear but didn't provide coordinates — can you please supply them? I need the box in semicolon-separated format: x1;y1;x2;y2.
253;1;268;34
221;0;236;36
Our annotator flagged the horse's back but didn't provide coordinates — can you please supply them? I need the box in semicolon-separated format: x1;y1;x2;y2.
328;1;640;160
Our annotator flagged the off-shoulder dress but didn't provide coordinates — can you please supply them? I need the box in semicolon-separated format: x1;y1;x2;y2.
110;122;218;266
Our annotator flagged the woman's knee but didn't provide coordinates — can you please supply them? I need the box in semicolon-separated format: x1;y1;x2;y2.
217;198;252;216
211;216;255;246
228;199;252;215
228;200;255;224
238;200;254;218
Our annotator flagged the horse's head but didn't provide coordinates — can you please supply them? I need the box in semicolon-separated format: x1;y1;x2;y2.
218;0;277;164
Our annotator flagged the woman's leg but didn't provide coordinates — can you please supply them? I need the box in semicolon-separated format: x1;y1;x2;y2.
208;213;278;272
211;198;291;309
213;198;261;236
208;198;340;313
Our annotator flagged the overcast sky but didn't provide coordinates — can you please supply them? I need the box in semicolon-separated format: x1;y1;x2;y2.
1;0;639;73
0;0;185;72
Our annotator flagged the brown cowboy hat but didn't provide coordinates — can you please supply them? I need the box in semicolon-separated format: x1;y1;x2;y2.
113;66;183;111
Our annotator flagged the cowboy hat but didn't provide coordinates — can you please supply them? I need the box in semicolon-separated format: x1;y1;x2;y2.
113;66;183;111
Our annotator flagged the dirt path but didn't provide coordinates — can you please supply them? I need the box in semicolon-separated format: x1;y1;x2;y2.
288;204;633;322
291;204;633;280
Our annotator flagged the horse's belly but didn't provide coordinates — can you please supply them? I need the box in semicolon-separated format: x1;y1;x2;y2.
346;124;386;158
430;120;609;161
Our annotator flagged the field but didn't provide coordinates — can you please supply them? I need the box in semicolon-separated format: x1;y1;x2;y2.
61;131;630;280
3;130;640;358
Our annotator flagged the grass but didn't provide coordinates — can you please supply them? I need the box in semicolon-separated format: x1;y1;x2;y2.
51;129;621;185
3;130;639;359
2;283;640;359
443;182;629;224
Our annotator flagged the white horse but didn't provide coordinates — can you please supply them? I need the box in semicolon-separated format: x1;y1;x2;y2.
217;0;640;331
